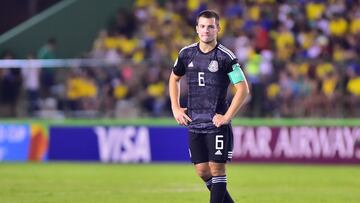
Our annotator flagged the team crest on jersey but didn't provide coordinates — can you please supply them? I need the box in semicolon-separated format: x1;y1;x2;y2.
208;60;218;72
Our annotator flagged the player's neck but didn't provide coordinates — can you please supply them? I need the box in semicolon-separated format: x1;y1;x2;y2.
199;40;217;53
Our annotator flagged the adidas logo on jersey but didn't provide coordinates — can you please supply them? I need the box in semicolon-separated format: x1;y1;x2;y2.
188;61;194;67
215;150;222;155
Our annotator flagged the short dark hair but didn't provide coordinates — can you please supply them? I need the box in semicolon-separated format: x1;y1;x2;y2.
196;10;220;26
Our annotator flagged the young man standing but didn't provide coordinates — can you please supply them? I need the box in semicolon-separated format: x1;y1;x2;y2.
169;10;249;203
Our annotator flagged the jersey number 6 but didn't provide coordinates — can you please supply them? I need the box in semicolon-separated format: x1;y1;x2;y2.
215;135;224;150
198;72;205;86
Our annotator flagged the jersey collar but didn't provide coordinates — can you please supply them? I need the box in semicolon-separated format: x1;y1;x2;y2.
197;42;219;55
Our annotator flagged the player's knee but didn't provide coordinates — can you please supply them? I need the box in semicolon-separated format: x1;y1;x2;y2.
209;163;226;176
196;168;211;180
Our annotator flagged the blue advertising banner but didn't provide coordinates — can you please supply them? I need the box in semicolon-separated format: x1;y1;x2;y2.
48;125;360;164
49;127;99;161
48;126;189;162
0;124;30;161
149;127;188;162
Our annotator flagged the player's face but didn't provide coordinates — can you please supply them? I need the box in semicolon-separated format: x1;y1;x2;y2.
196;17;219;44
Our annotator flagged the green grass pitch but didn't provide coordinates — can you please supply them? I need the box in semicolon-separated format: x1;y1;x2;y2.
0;163;359;203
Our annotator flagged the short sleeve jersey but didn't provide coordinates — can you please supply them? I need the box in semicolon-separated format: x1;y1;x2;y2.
173;43;241;133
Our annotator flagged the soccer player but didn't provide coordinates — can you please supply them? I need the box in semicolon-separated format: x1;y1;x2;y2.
169;10;249;203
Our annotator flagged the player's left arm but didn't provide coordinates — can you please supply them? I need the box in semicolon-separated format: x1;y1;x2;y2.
213;63;250;127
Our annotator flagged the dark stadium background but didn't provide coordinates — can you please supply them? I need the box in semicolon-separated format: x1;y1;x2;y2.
0;0;61;35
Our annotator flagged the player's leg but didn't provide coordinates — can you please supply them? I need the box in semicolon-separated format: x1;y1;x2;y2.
209;162;230;203
194;162;212;188
189;129;234;203
188;132;213;188
195;163;233;202
207;125;234;203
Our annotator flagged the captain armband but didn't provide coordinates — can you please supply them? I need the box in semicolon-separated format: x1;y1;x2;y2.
228;63;245;84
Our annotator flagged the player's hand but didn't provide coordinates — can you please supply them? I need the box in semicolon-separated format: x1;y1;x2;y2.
212;114;230;128
172;108;192;126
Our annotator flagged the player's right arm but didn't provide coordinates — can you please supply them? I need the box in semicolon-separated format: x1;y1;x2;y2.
169;71;192;126
169;53;192;126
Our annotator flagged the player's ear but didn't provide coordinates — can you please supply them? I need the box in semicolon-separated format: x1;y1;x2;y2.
196;25;199;34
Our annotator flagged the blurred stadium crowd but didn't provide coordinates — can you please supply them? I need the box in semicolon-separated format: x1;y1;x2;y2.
1;0;360;118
